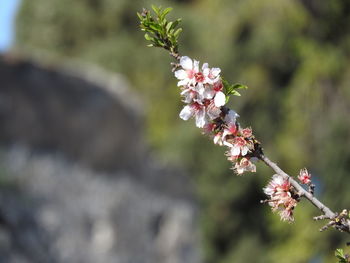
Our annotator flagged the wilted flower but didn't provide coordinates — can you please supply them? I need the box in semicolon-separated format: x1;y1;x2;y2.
263;174;298;222
234;157;256;175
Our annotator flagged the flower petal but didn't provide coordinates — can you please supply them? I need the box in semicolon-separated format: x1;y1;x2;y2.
202;63;209;71
177;79;189;87
180;56;193;70
195;109;207;128
224;110;239;125
214;91;226;107
211;68;221;77
203;88;215;99
193;60;199;72
174;69;187;80
230;146;241;156
179;105;193;120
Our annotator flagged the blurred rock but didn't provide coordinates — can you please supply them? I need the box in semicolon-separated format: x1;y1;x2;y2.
0;54;200;263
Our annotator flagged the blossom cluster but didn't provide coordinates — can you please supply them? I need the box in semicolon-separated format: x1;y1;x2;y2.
263;175;299;222
174;56;257;175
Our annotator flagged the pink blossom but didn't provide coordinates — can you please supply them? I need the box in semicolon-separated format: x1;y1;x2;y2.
241;127;253;138
175;56;222;91
263;175;291;197
202;81;226;107
298;168;311;184
230;136;250;156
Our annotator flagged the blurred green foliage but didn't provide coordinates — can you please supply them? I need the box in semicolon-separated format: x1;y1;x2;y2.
16;0;350;262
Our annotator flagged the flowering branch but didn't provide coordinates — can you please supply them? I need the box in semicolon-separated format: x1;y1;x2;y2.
259;154;350;232
137;6;350;256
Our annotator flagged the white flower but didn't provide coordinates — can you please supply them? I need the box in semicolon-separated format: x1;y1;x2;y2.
202;81;226;107
202;63;221;84
179;101;221;128
174;56;199;87
179;103;207;128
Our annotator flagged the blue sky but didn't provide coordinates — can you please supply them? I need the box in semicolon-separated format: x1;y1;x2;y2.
0;0;21;52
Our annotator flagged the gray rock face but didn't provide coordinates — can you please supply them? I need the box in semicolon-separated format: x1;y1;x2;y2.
0;55;200;263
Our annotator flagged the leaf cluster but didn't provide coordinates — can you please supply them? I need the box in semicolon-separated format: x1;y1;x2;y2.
335;249;350;263
221;77;248;103
137;6;182;55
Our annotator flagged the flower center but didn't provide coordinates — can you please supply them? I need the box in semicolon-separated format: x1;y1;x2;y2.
195;72;205;83
213;81;223;92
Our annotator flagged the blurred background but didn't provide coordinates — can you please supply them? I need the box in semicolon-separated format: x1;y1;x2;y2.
0;0;350;262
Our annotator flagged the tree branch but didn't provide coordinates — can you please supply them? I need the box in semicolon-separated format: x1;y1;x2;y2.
258;154;350;233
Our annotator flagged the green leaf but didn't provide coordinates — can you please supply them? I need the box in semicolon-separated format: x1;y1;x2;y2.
335;249;348;263
144;33;153;41
174;28;182;38
336;249;345;258
163;7;173;16
222;78;247;97
149;23;161;32
166;22;173;33
151;5;160;15
160;7;172;21
232;83;248;90
171;19;181;30
230;90;241;96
